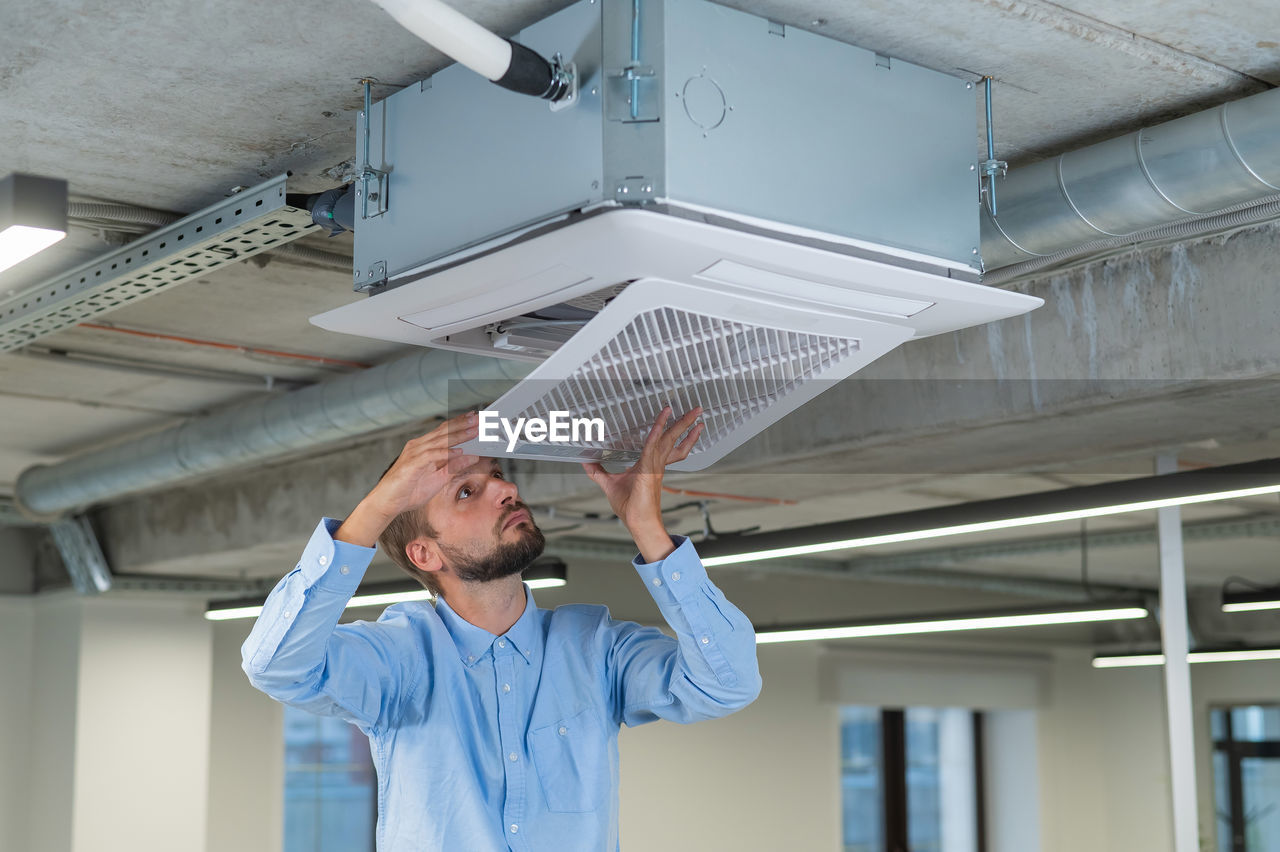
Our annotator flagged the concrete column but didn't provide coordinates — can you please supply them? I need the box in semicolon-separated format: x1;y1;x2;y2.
0;596;37;851
70;597;213;852
13;594;213;852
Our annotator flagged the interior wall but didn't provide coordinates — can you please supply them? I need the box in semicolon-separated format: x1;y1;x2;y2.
70;597;213;852
983;709;1041;852
0;527;34;593
28;594;82;852
0;596;36;851
619;642;840;852
207;618;283;852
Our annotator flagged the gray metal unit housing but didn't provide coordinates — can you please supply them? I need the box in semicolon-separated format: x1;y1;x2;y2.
354;0;978;289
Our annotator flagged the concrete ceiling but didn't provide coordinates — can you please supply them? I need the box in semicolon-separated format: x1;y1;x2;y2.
3;0;1280;653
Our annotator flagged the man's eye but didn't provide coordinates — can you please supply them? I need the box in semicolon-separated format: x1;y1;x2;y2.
457;485;473;500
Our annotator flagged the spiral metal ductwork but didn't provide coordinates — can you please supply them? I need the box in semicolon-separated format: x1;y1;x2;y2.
982;86;1280;272
16;350;532;517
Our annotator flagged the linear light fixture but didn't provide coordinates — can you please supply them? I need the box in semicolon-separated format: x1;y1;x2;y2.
1093;648;1280;668
696;458;1280;568
1221;587;1280;613
0;174;67;275
754;601;1148;645
204;559;568;621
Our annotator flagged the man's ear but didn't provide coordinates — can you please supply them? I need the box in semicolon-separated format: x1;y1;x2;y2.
405;537;443;579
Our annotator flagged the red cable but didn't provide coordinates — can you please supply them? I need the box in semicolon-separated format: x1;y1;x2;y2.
77;322;372;369
661;485;797;505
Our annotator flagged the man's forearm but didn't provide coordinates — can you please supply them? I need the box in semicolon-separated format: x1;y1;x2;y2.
335;497;395;548
627;514;676;564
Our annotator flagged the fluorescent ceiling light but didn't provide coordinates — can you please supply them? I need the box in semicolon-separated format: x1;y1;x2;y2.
754;602;1148;645
1093;648;1280;668
1221;588;1280;613
0;174;67;274
696;458;1280;568
205;560;568;621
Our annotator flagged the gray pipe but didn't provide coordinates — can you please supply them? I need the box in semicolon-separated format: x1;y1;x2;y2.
982;86;1280;271
16;350;531;517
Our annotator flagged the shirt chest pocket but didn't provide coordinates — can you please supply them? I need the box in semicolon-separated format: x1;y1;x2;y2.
528;707;609;813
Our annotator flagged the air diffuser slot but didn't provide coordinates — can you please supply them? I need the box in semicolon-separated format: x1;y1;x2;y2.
695;259;935;319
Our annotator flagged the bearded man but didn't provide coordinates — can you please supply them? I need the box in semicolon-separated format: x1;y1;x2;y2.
242;406;761;852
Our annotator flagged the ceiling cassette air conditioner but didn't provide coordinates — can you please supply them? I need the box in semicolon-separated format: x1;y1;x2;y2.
311;0;1042;469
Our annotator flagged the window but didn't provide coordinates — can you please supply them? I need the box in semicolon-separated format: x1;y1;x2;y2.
841;706;985;852
1212;705;1280;852
284;705;377;852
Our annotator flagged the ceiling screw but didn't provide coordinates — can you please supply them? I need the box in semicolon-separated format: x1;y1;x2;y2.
972;247;979;254
970;164;976;171
966;82;974;90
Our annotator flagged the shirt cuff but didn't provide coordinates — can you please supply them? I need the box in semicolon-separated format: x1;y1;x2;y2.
297;517;376;592
633;535;708;602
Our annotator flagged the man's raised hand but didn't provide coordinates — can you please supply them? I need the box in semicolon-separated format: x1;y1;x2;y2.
335;411;481;547
581;405;703;562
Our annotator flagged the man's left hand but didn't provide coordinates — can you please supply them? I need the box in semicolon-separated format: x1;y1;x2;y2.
582;405;703;562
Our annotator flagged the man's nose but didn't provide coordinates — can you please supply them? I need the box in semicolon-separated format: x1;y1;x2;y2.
494;476;519;504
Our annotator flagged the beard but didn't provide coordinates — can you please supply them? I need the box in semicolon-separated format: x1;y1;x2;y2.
440;505;546;584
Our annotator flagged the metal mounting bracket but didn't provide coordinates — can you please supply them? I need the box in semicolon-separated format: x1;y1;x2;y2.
614;176;655;203
355;259;387;293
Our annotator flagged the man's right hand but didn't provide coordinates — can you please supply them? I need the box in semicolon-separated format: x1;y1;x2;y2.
334;411;482;547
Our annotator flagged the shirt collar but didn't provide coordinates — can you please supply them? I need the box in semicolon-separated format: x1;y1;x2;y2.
435;584;542;667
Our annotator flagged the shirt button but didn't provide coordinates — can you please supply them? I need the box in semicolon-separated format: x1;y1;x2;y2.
502;683;511;694
283;611;292;619
510;824;519;834
339;565;349;575
671;571;681;581
497;640;506;649
467;655;475;663
508;752;519;762
701;636;710;644
652;577;662;587
558;726;567;736
318;555;328;566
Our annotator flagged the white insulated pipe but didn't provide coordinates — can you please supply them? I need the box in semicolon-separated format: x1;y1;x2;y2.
367;0;513;81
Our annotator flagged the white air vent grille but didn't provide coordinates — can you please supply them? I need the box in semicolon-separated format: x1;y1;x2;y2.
460;277;917;470
515;306;860;461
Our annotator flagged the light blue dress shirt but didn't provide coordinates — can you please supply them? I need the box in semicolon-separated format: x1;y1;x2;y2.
242;519;761;852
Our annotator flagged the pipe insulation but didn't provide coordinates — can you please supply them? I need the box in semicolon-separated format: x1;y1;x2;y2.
982;86;1280;271
367;0;513;81
15;350;531;517
68;202;178;228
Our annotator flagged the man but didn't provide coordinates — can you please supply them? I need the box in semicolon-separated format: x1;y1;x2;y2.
242;405;761;851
